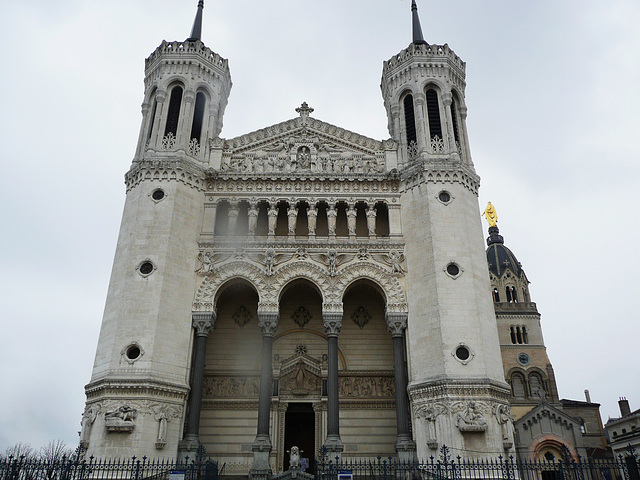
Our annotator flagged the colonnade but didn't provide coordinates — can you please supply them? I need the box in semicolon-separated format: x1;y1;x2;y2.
182;306;415;470
209;199;391;238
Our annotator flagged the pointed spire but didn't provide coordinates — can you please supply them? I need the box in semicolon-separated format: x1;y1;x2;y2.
187;1;204;42
411;0;428;45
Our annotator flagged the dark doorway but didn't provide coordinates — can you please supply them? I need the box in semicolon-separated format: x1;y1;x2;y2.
284;403;315;474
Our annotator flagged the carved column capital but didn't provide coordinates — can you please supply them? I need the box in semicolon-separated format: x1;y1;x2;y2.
390;105;401;118
183;89;196;104
258;312;279;337
459;106;468;119
413;92;426;106
323;312;343;337
441;92;452;107
155;89;167;103
386;312;408;337
192;312;215;337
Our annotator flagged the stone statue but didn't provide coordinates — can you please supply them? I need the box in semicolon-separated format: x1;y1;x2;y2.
366;206;376;235
228;207;239;235
247;205;258;234
104;404;138;432
482;201;497;227
347;206;357;235
267;205;278;235
288;445;302;469
195;251;213;274
287;206;298;234
297;146;311;169
265;249;276;276
327;206;337;235
307;206;317;235
456;401;487;431
79;406;98;447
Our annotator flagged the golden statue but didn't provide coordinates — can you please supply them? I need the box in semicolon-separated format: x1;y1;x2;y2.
482;202;498;227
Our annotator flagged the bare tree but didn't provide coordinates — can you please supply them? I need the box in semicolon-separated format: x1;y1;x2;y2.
1;442;35;460
39;440;74;463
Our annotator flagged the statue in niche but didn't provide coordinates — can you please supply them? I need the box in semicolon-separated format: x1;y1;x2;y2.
154;409;171;448
297;146;311;169
265;249;276;276
267;205;278;235
248;205;258;234
287;206;298;234
288;446;302;469
307;206;317;235
366;207;376;235
327;206;337;235
347;207;357;235
79;406;98;447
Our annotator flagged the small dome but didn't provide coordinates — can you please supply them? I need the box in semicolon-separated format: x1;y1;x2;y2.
486;226;523;278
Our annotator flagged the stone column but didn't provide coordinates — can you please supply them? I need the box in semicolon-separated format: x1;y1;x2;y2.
178;89;195;149
366;205;377;238
323;312;344;456
459;105;473;166
387;312;416;461
181;312;215;454
413;92;428;155
251;312;278;478
441;92;460;162
150;89;167;150
390;105;401;143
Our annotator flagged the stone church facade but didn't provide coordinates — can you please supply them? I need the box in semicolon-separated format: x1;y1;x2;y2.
81;1;606;475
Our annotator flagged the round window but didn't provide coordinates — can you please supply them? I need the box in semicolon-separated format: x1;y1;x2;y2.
446;263;460;276
456;346;470;361
139;261;154;275
438;191;451;203
126;345;141;360
517;353;530;366
152;189;165;201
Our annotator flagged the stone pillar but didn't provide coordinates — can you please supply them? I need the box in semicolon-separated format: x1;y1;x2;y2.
459;105;473;166
413;92;428;155
178;89;196;149
390;105;401;143
150;89;167;150
323;312;344;456
251;312;278;478
180;312;215;454
366;205;377;238
387;312;416;461
441;92;460;162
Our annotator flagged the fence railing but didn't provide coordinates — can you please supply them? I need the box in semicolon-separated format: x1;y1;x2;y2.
0;455;218;480
315;446;640;480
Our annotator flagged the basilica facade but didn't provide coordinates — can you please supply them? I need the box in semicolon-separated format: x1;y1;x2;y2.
80;1;606;475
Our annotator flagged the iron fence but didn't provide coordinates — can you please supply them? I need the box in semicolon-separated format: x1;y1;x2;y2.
0;454;218;480
315;446;640;480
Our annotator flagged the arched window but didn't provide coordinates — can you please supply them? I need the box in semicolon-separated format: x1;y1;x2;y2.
214;201;230;236
425;88;443;141
450;94;460;144
511;373;526;399
147;93;158;144
403;94;417;155
190;91;206;145
164;85;183;137
529;373;546;400
510;326;516;344
375;202;390;237
492;287;500;302
516;326;523;344
522;326;529;344
511;286;518;303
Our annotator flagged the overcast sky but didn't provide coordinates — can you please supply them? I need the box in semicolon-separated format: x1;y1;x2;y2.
1;0;639;452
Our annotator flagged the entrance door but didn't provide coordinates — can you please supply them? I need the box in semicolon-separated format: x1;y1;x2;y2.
284;403;315;474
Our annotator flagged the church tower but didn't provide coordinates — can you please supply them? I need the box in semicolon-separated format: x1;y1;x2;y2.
381;1;514;458
81;2;232;458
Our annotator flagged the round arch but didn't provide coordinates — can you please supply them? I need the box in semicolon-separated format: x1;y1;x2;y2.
272;262;330;305
192;261;266;311
334;262;407;311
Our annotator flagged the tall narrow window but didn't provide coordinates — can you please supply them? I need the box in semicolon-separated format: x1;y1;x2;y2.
506;286;513;303
510;326;516;344
147;99;158;143
403;94;417;147
493;287;500;302
450;96;460;143
522;326;529;344
512;373;526;399
164;86;183;137
511;286;518;302
425;89;442;140
190;92;206;144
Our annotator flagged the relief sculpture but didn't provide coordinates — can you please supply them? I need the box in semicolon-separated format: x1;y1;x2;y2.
203;376;261;398
339;375;395;398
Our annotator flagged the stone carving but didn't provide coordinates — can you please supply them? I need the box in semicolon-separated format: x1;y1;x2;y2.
366;207;377;235
351;306;371;329
415;403;449;449
195;251;232;274
291;306;312;328
79;406;98;448
288;445;302;469
327;206;337;235
311;250;355;277
358;248;369;260
494;404;514;449
259;248;294;276
104;404;138;432
268;205;278;234
232;306;252;328
193;261;266;312
280;360;321;395
347;207;357;235
307;206;317;235
386;313;407;337
203;376;260;398
152;405;181;449
452;401;488;432
333;262;407;309
287;206;298;234
258;313;278;336
295;345;307;355
295;247;308;260
339;375;395;398
248;205;258;234
323;314;342;337
372;250;406;275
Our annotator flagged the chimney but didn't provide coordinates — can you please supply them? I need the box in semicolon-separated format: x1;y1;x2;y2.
584;389;591;403
619;397;631;416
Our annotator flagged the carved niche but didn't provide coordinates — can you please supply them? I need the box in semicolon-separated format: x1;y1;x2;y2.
278;354;322;397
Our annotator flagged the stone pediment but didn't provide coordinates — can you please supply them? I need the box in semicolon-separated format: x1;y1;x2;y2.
213;104;396;176
516;402;578;430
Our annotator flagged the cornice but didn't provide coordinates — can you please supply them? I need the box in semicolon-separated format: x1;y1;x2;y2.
399;159;480;194
84;378;189;401
125;157;207;192
408;377;511;403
